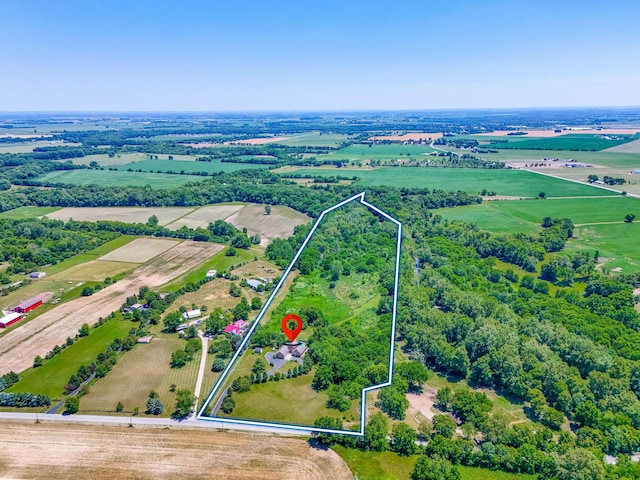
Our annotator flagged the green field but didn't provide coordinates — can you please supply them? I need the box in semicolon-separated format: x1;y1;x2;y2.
6;319;133;399
0;206;60;219
115;158;267;175
286;167;613;197
273;132;356;147
468;149;640;169
487;134;635;151
332;447;537;480
318;143;436;161
35;169;204;188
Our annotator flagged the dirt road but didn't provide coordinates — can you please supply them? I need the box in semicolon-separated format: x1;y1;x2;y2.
0;420;352;480
0;241;224;374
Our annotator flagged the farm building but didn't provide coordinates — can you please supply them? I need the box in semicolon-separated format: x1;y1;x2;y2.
205;269;217;279
14;296;43;314
137;335;153;344
0;312;23;328
247;279;266;290
29;272;46;279
182;309;201;320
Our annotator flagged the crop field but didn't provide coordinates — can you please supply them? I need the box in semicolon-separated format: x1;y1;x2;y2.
0;241;224;374
164;204;245;230
0;140;76;154
98;238;181;263
605;139;640;153
273;132;356;147
0;206;60;219
6;319;132;399
487;134;635;151
48;260;139;282
287;166;612;197
79;323;201;416
333;447;537;480
115;158;267;174
317;143;436;161
34;169;202;188
225;204;311;244
46;206;194;225
67;152;150;166
0;422;352;480
472;149;640;169
369;132;444;141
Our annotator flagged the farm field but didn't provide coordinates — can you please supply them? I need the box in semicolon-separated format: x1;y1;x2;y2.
163;204;245;230
224;204;311;245
333;447;537;480
471;149;640;169
484;134;635;151
0;241;224;374
48;260;139;282
67;152;150;166
605;139;640;153
317;143;436;161
98;238;180;263
0;140;76;154
6;319;132;399
369;132;443;141
0;421;352;480
115;158;267;174
34;169;202;188
0;206;60;219
286;166;612;197
46;206;194;225
273;132;356;147
79;322;201;416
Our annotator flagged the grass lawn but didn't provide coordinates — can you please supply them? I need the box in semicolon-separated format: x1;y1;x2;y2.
0;206;60;219
6;319;133;399
34;169;204;188
318;143;436;161
285;167;611;197
115;158;267;175
332;447;537;480
44;235;136;276
79;322;202;416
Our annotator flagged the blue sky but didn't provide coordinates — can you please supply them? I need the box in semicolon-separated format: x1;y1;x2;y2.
1;0;638;110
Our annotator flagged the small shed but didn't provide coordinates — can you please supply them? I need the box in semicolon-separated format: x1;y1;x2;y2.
183;309;201;320
253;347;263;354
29;272;46;279
137;335;153;344
205;269;217;278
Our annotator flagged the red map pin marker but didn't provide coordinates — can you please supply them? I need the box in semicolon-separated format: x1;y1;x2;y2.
281;314;303;342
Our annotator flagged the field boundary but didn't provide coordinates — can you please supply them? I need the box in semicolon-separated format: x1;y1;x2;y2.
197;192;402;436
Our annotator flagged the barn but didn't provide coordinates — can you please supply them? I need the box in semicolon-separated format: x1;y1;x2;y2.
14;296;43;314
0;312;24;328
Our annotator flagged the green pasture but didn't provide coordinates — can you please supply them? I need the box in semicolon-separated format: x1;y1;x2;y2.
318;143;436;161
286;167;612;197
332;447;538;480
7;319;133;398
67;153;150;166
115;158;267;175
274;132;356;147
472;149;640;169
34;169;203;188
487;134;634;151
438;197;640;233
0;206;60;219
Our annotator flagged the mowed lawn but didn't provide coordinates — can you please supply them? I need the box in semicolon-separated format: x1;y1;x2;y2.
332;447;538;480
79;324;201;416
6;319;133;399
35;169;204;188
287;167;611;197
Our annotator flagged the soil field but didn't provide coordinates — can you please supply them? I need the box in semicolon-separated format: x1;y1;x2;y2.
0;140;76;154
225;204;311;245
0;241;224;374
35;169;202;188
99;238;181;263
369;132;443;141
605;139;640;153
165;204;245;230
224;136;290;145
47;206;195;225
0;421;352;480
48;260;139;282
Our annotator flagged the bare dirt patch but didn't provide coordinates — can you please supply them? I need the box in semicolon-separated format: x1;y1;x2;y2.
99;238;181;263
604;139;640;153
0;241;224;374
48;260;140;282
369;132;443;141
46;207;195;225
224;136;290;145
406;388;438;424
165;204;246;230
225;204;311;245
0;421;352;480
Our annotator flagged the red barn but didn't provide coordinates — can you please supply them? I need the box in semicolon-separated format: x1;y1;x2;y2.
14;297;43;314
0;312;23;328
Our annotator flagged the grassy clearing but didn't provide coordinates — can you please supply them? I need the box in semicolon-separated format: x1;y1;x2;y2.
115;158;267;175
44;235;136;276
332;447;536;480
286;167;611;197
6;319;133;399
318;143;436;161
566;222;640;273
79;322;201;416
35;169;203;188
488;134;635;151
273;132;356;147
0;206;60;219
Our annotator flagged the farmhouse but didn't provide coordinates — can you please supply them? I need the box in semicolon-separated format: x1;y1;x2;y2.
14;296;43;314
275;343;308;360
29;272;46;279
223;320;248;336
0;312;23;328
182;309;201;320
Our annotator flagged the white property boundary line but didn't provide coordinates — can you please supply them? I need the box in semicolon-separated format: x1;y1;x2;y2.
196;192;402;436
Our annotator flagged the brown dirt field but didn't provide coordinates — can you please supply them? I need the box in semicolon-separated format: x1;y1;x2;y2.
604;139;640;153
224;136;290;145
46;207;195;225
48;260;140;282
165;204;246;230
0;133;53;138
225;204;311;246
369;132;443;141
99;238;181;263
0;241;224;374
0;421;352;480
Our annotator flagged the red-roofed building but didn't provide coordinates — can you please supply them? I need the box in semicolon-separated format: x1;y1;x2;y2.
224;324;241;335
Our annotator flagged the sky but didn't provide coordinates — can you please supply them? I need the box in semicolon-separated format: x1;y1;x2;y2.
1;0;639;111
